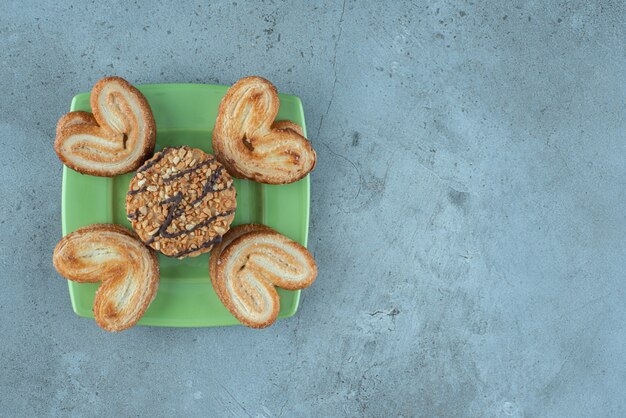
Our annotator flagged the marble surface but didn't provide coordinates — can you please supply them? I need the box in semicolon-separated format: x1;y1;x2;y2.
1;1;624;416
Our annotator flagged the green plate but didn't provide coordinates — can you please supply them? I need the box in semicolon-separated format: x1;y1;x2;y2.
61;83;310;327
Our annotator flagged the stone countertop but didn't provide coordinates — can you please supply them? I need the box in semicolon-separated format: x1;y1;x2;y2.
1;1;624;416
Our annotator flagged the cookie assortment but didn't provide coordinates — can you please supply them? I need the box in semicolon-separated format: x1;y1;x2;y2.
52;76;318;331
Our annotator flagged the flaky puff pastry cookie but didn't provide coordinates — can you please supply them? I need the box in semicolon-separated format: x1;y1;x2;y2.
209;224;317;328
53;224;159;332
54;76;156;176
212;76;316;184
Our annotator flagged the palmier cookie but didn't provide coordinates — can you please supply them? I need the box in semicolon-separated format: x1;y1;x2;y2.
212;76;316;184
126;146;237;258
54;76;156;176
52;224;159;332
209;225;317;328
209;223;273;302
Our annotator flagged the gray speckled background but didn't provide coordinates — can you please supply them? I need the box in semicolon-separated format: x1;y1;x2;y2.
1;1;625;417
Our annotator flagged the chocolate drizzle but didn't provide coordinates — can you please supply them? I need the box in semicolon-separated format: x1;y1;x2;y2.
137;147;173;173
191;166;225;206
127;186;147;196
170;235;224;258
160;209;236;239
146;192;183;245
159;193;184;206
127;209;141;220
131;147;235;254
145;192;235;245
163;157;215;183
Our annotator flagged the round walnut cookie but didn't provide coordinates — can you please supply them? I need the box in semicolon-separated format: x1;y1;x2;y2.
125;146;236;258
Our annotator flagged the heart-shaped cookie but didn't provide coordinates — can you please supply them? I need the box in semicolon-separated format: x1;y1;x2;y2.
52;224;160;332
209;223;272;302
209;224;317;328
54;76;156;177
212;76;317;184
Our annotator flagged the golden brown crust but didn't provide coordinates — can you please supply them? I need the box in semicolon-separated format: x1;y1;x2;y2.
54;76;156;177
52;224;160;332
56;111;97;138
209;224;272;301
272;120;304;136
126;146;237;258
210;225;317;328
212;76;316;184
219;230;318;290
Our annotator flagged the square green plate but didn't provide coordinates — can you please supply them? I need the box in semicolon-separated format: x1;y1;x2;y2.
62;83;310;327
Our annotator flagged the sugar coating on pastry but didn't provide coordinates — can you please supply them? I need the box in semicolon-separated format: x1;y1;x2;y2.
126;146;237;258
209;225;317;328
52;224;159;332
212;76;316;184
54;76;156;177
